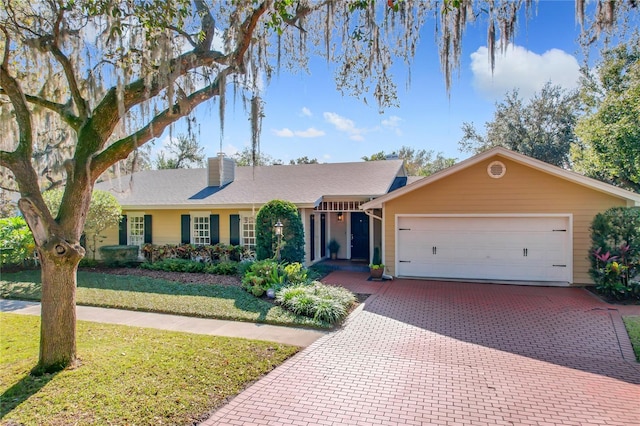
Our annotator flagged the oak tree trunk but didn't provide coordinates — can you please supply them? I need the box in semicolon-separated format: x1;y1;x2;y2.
36;242;84;373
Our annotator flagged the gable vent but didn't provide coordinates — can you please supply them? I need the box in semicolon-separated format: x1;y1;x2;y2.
487;161;506;179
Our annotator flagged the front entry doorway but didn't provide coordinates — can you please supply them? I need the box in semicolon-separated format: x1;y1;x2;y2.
350;212;369;261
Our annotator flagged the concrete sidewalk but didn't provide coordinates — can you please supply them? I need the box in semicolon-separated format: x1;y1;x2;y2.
0;299;328;347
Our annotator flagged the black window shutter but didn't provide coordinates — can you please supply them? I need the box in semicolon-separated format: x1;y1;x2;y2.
119;215;128;245
229;214;240;245
210;214;220;245
181;215;191;244
144;215;152;244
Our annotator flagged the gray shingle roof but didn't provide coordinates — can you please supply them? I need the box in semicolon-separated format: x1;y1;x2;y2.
96;160;405;208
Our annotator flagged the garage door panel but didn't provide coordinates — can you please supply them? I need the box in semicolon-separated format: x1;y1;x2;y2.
397;216;571;283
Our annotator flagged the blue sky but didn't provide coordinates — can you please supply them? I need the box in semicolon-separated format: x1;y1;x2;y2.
155;1;623;165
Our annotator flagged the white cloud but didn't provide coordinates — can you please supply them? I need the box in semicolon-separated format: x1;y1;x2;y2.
296;127;325;138
273;128;295;137
470;43;580;100
224;144;239;156
272;127;325;138
301;107;312;117
323;112;366;141
382;115;402;128
381;115;403;136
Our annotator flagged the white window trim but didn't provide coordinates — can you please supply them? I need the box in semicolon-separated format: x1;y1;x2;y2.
190;212;211;246
239;211;256;249
127;212;145;247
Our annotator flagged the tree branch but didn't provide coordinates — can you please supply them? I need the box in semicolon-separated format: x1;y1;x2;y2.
48;43;89;121
194;0;216;51
234;1;269;66
91;70;229;180
91;49;226;141
0;88;82;129
0;56;33;160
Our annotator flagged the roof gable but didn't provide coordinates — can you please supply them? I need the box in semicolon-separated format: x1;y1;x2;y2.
361;147;640;209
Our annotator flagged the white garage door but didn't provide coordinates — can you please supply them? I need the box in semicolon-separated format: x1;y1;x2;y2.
396;216;571;283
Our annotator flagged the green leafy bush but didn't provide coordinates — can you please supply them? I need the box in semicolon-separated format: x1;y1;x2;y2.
589;207;640;300
241;260;310;296
276;282;356;324
203;261;238;275
141;243;251;263
255;200;305;263
140;258;205;273
242;260;287;294
99;245;140;267
0;217;35;267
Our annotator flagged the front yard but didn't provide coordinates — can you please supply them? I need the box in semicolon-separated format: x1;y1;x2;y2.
0;269;332;329
0;313;298;425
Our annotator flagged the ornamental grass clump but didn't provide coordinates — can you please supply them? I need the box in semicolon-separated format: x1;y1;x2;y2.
276;282;356;324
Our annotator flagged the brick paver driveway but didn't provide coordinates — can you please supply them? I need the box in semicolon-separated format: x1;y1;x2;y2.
203;272;640;426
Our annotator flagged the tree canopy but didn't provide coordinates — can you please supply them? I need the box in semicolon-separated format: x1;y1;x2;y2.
362;146;456;176
155;134;205;169
458;83;580;168
572;37;640;193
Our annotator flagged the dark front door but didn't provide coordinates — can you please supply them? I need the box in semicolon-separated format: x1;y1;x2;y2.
350;212;369;261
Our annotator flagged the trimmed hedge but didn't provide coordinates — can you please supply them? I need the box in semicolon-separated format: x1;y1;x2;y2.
255;200;304;263
99;245;139;267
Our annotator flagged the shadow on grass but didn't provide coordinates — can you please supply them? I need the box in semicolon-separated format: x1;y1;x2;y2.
0;370;57;419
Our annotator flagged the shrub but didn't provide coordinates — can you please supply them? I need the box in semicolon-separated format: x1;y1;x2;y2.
79;258;100;268
140;258;205;273
0;216;35;267
141;243;249;263
99;245;139;267
240;260;310;296
276;282;356;324
203;261;238;275
589;207;640;301
255;200;304;263
283;262;308;284
242;260;287;294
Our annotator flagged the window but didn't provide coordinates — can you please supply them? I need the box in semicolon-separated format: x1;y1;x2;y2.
129;215;144;247
192;216;210;245
241;215;256;249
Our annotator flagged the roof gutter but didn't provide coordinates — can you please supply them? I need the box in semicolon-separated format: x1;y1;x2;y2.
363;207;382;221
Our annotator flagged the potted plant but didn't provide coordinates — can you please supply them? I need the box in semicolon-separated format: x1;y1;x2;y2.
328;239;340;259
370;247;384;279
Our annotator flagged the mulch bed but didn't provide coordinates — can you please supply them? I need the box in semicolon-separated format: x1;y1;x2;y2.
584;286;640;305
82;267;242;287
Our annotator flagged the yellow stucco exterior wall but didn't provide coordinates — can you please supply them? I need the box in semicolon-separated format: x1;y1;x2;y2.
101;208;249;249
382;156;627;285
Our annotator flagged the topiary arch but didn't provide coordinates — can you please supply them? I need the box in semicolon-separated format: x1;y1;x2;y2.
255;200;305;263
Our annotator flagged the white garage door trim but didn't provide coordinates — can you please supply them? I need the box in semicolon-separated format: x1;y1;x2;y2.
395;214;573;284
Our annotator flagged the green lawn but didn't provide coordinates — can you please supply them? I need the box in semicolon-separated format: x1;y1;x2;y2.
0;269;330;328
0;313;298;426
623;316;640;361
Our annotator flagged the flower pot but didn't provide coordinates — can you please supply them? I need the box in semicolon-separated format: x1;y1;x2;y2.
370;267;384;279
